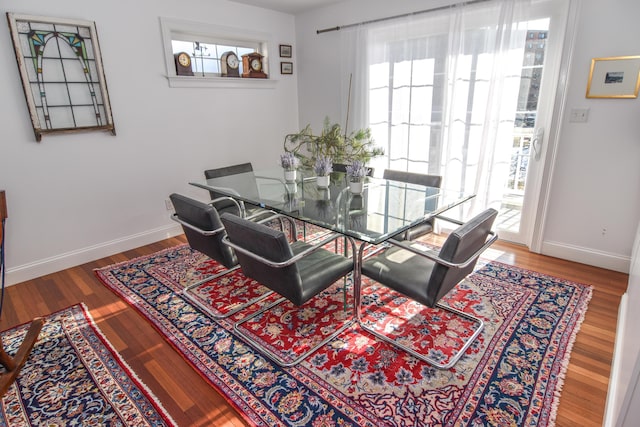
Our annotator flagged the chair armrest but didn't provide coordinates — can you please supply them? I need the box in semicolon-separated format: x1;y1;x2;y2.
430;214;464;227
222;232;355;269
170;214;225;237
208;196;246;217
254;213;298;242
387;229;498;269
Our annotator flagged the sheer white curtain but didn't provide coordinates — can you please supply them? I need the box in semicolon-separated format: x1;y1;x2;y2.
341;0;534;215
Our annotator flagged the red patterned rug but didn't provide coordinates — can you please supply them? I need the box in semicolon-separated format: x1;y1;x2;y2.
95;244;592;427
0;303;176;426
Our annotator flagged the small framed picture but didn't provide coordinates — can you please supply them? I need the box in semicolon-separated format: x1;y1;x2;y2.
586;55;640;99
281;62;293;75
279;44;292;58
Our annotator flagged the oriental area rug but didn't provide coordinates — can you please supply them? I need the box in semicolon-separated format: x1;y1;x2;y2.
95;244;592;427
0;303;176;427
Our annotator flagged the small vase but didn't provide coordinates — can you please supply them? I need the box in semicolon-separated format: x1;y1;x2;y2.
316;175;330;188
349;180;363;194
284;169;297;182
318;187;330;201
286;181;298;194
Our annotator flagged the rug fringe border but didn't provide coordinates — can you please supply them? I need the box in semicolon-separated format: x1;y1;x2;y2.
77;303;180;427
480;259;595;426
545;277;594;426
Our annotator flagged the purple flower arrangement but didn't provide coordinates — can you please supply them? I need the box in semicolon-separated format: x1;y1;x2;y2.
313;155;333;176
345;160;369;181
280;152;300;171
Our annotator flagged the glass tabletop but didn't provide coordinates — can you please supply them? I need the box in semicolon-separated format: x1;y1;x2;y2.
190;168;473;245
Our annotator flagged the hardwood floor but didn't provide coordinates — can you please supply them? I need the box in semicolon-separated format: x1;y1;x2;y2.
0;237;628;426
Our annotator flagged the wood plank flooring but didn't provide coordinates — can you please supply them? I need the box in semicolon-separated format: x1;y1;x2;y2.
0;237;628;426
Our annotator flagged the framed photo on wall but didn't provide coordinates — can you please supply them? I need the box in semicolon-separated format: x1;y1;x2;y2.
6;13;115;141
279;44;292;58
281;62;293;75
586;55;640;99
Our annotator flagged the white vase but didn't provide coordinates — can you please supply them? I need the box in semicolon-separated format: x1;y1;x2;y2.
284;170;297;182
316;175;330;188
349;180;363;194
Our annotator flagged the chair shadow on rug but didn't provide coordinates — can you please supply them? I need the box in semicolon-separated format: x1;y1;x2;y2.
358;208;498;369
221;212;356;367
0;318;43;396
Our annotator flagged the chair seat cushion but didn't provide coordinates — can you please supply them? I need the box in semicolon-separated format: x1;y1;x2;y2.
291;241;353;305
362;245;437;307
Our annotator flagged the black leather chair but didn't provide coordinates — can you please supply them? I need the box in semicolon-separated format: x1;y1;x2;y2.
333;162;375;177
169;193;282;319
220;212;356;367
357;208;498;369
204;163;259;217
383;169;442;241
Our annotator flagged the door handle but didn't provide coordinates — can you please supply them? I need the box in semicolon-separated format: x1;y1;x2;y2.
532;127;544;160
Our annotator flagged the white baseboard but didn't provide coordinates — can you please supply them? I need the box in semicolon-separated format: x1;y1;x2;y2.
5;224;183;287
541;240;631;273
604;292;628;427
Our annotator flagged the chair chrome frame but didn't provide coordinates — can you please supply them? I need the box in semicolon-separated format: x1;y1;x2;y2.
355;213;498;370
170;197;295;319
222;222;357;367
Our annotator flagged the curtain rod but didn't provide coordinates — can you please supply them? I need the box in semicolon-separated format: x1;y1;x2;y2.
316;0;491;34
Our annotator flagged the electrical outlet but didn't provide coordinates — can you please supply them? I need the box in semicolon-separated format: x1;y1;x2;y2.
164;199;174;211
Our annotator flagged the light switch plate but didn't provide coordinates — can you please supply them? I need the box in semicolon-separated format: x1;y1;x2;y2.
569;108;589;123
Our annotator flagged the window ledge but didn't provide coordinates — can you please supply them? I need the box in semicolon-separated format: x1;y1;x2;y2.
166;75;278;89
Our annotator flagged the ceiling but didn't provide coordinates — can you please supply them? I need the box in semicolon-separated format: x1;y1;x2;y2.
228;0;347;14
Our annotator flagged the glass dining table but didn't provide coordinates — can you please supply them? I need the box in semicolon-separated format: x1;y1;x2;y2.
189;167;474;246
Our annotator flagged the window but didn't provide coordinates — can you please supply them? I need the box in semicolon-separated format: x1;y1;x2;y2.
160;17;276;89
345;0;570;244
170;40;257;77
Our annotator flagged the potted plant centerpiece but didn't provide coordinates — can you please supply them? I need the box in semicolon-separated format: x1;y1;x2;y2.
280;152;300;182
314;155;333;188
283;118;384;170
346;160;369;194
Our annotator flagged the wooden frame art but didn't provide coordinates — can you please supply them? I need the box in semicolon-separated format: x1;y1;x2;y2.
280;61;293;75
279;44;292;58
6;13;115;141
586;55;640;99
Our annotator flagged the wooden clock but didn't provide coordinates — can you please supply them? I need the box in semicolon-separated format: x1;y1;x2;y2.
174;52;193;76
241;52;267;78
220;51;240;77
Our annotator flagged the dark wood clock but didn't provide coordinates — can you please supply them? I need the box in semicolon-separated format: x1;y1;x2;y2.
174;52;193;76
241;52;267;78
220;51;240;77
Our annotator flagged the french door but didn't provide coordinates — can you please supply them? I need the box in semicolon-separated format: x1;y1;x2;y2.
496;2;572;245
362;0;572;246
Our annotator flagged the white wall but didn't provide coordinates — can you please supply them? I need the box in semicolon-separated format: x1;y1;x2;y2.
3;0;639;285
295;0;640;272
1;0;299;285
541;0;640;272
605;220;640;425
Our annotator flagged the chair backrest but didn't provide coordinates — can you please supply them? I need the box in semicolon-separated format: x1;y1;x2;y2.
220;213;304;303
426;208;497;306
333;163;375;177
383;169;442;188
204;163;254;210
383;169;442;213
169;193;237;268
204;162;254;179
